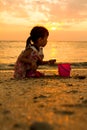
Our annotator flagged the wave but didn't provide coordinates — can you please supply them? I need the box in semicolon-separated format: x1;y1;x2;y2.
0;62;87;70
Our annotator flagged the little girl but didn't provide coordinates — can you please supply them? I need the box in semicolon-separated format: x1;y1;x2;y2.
14;26;49;79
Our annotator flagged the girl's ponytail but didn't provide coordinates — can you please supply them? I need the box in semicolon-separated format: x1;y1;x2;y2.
26;36;32;49
26;26;49;49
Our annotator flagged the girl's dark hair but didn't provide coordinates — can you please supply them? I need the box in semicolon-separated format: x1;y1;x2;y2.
26;26;49;48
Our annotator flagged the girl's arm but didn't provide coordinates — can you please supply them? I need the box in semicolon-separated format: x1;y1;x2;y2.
19;49;37;70
19;49;32;64
37;59;56;65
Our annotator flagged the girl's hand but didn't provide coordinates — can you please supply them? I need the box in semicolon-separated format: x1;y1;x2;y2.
48;59;56;65
31;62;37;70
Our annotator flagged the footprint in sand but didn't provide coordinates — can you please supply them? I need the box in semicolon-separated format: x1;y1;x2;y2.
13;123;28;129
33;94;48;99
82;99;87;104
2;110;11;115
0;103;2;106
33;94;49;101
33;94;49;103
74;75;86;79
53;108;74;115
66;90;78;94
33;94;48;103
30;122;53;130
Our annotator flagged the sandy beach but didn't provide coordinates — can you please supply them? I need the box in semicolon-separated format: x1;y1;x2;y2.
0;64;87;130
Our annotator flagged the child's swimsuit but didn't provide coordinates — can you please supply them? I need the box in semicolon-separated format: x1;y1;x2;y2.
14;45;44;79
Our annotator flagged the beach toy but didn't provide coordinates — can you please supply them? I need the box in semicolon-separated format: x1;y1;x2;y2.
58;63;71;77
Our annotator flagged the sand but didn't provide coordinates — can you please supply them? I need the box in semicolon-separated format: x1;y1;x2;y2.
0;64;87;130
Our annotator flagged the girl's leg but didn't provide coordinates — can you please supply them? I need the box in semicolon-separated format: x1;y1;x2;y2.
26;70;44;78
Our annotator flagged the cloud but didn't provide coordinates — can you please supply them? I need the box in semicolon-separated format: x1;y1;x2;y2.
46;0;87;20
44;0;87;29
0;0;50;25
0;0;87;30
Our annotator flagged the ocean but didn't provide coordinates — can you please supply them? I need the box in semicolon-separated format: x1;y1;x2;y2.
0;41;87;65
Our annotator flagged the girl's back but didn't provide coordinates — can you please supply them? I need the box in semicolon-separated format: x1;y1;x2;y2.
14;46;43;79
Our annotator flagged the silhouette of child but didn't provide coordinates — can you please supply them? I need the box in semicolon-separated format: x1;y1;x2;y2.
14;26;50;79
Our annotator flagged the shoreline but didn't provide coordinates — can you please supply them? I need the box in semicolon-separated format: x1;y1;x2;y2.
0;62;87;70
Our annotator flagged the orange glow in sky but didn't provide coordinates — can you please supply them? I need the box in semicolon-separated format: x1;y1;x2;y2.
0;0;87;41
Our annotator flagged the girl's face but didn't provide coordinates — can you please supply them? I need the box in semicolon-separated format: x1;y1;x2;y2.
38;36;48;47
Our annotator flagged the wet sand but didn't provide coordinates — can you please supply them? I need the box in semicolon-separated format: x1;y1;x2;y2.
0;64;87;130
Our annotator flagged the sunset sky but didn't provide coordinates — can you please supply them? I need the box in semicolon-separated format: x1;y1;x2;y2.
0;0;87;41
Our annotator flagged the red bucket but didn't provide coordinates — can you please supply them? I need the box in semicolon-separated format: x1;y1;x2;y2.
58;63;71;77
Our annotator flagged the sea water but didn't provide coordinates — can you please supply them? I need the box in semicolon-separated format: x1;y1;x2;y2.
0;41;87;64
